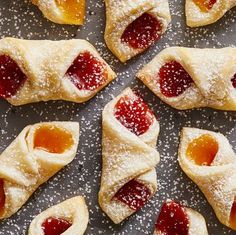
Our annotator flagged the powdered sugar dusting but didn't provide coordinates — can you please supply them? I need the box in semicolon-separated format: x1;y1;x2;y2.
0;0;235;234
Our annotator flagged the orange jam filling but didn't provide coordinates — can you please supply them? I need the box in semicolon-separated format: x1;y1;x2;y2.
0;179;5;214
34;126;73;154
55;0;85;24
193;0;217;12
230;200;236;230
186;134;219;166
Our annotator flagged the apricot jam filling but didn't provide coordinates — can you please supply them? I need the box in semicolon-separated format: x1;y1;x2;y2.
55;0;85;23
114;179;151;211
186;134;219;166
193;0;217;12
33;126;73;154
42;217;72;235
121;13;162;49
0;179;5;214
0;55;27;99
114;95;155;136
155;201;189;235
232;74;236;88
66;51;107;91
159;61;193;97
230;199;236;230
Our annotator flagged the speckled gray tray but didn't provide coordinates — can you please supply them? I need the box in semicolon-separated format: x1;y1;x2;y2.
0;0;236;234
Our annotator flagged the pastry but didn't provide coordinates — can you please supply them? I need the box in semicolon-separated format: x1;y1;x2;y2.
32;0;86;25
186;0;236;27
0;37;116;106
104;0;171;62
178;127;236;230
137;47;236;110
0;121;80;219
99;87;160;224
154;200;208;235
28;196;88;235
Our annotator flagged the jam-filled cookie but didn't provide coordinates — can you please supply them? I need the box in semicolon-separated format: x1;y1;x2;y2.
104;0;171;62
99;87;160;223
0;37;116;106
137;47;236;110
179;127;236;230
0;121;79;219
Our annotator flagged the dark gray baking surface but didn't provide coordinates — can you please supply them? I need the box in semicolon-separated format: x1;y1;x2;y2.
0;0;236;234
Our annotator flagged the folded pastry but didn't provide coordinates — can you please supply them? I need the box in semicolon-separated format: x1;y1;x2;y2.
104;0;171;62
32;0;86;25
99;87;160;224
0;37;116;106
28;196;88;235
179;127;236;230
186;0;236;27
137;47;236;110
154;200;208;235
0;121;79;219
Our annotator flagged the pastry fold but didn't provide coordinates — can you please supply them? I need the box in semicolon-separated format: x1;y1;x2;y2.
0;37;116;106
0;121;79;219
154;200;208;235
28;196;88;235
32;0;86;25
186;0;236;27
178;127;236;230
137;47;236;110
99;87;160;224
104;0;171;62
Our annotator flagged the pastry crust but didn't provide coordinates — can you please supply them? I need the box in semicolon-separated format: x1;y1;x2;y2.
32;0;86;25
186;0;236;27
28;196;89;235
104;0;171;62
154;201;208;235
0;121;80;219
0;37;116;106
178;127;236;230
137;47;236;110
99;87;160;224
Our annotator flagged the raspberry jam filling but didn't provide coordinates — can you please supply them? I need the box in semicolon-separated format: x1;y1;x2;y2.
55;0;85;23
66;51;107;91
42;217;72;235
0;179;5;214
159;61;193;98
34;126;73;154
114;95;155;136
121;13;162;50
193;0;217;12
232;74;236;88
230;200;236;230
186;134;219;166
114;179;151;211
155;201;189;235
0;55;27;99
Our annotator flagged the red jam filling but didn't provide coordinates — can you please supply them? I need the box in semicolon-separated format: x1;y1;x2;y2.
186;134;219;166
155;201;189;235
121;13;162;50
34;126;74;154
114;94;155;136
193;0;217;12
230;200;236;230
232;74;236;88
0;55;27;98
114;179;151;211
42;217;72;235
159;61;193;98
66;51;107;91
0;179;5;214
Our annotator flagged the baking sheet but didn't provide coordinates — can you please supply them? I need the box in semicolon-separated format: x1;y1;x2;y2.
0;0;236;234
